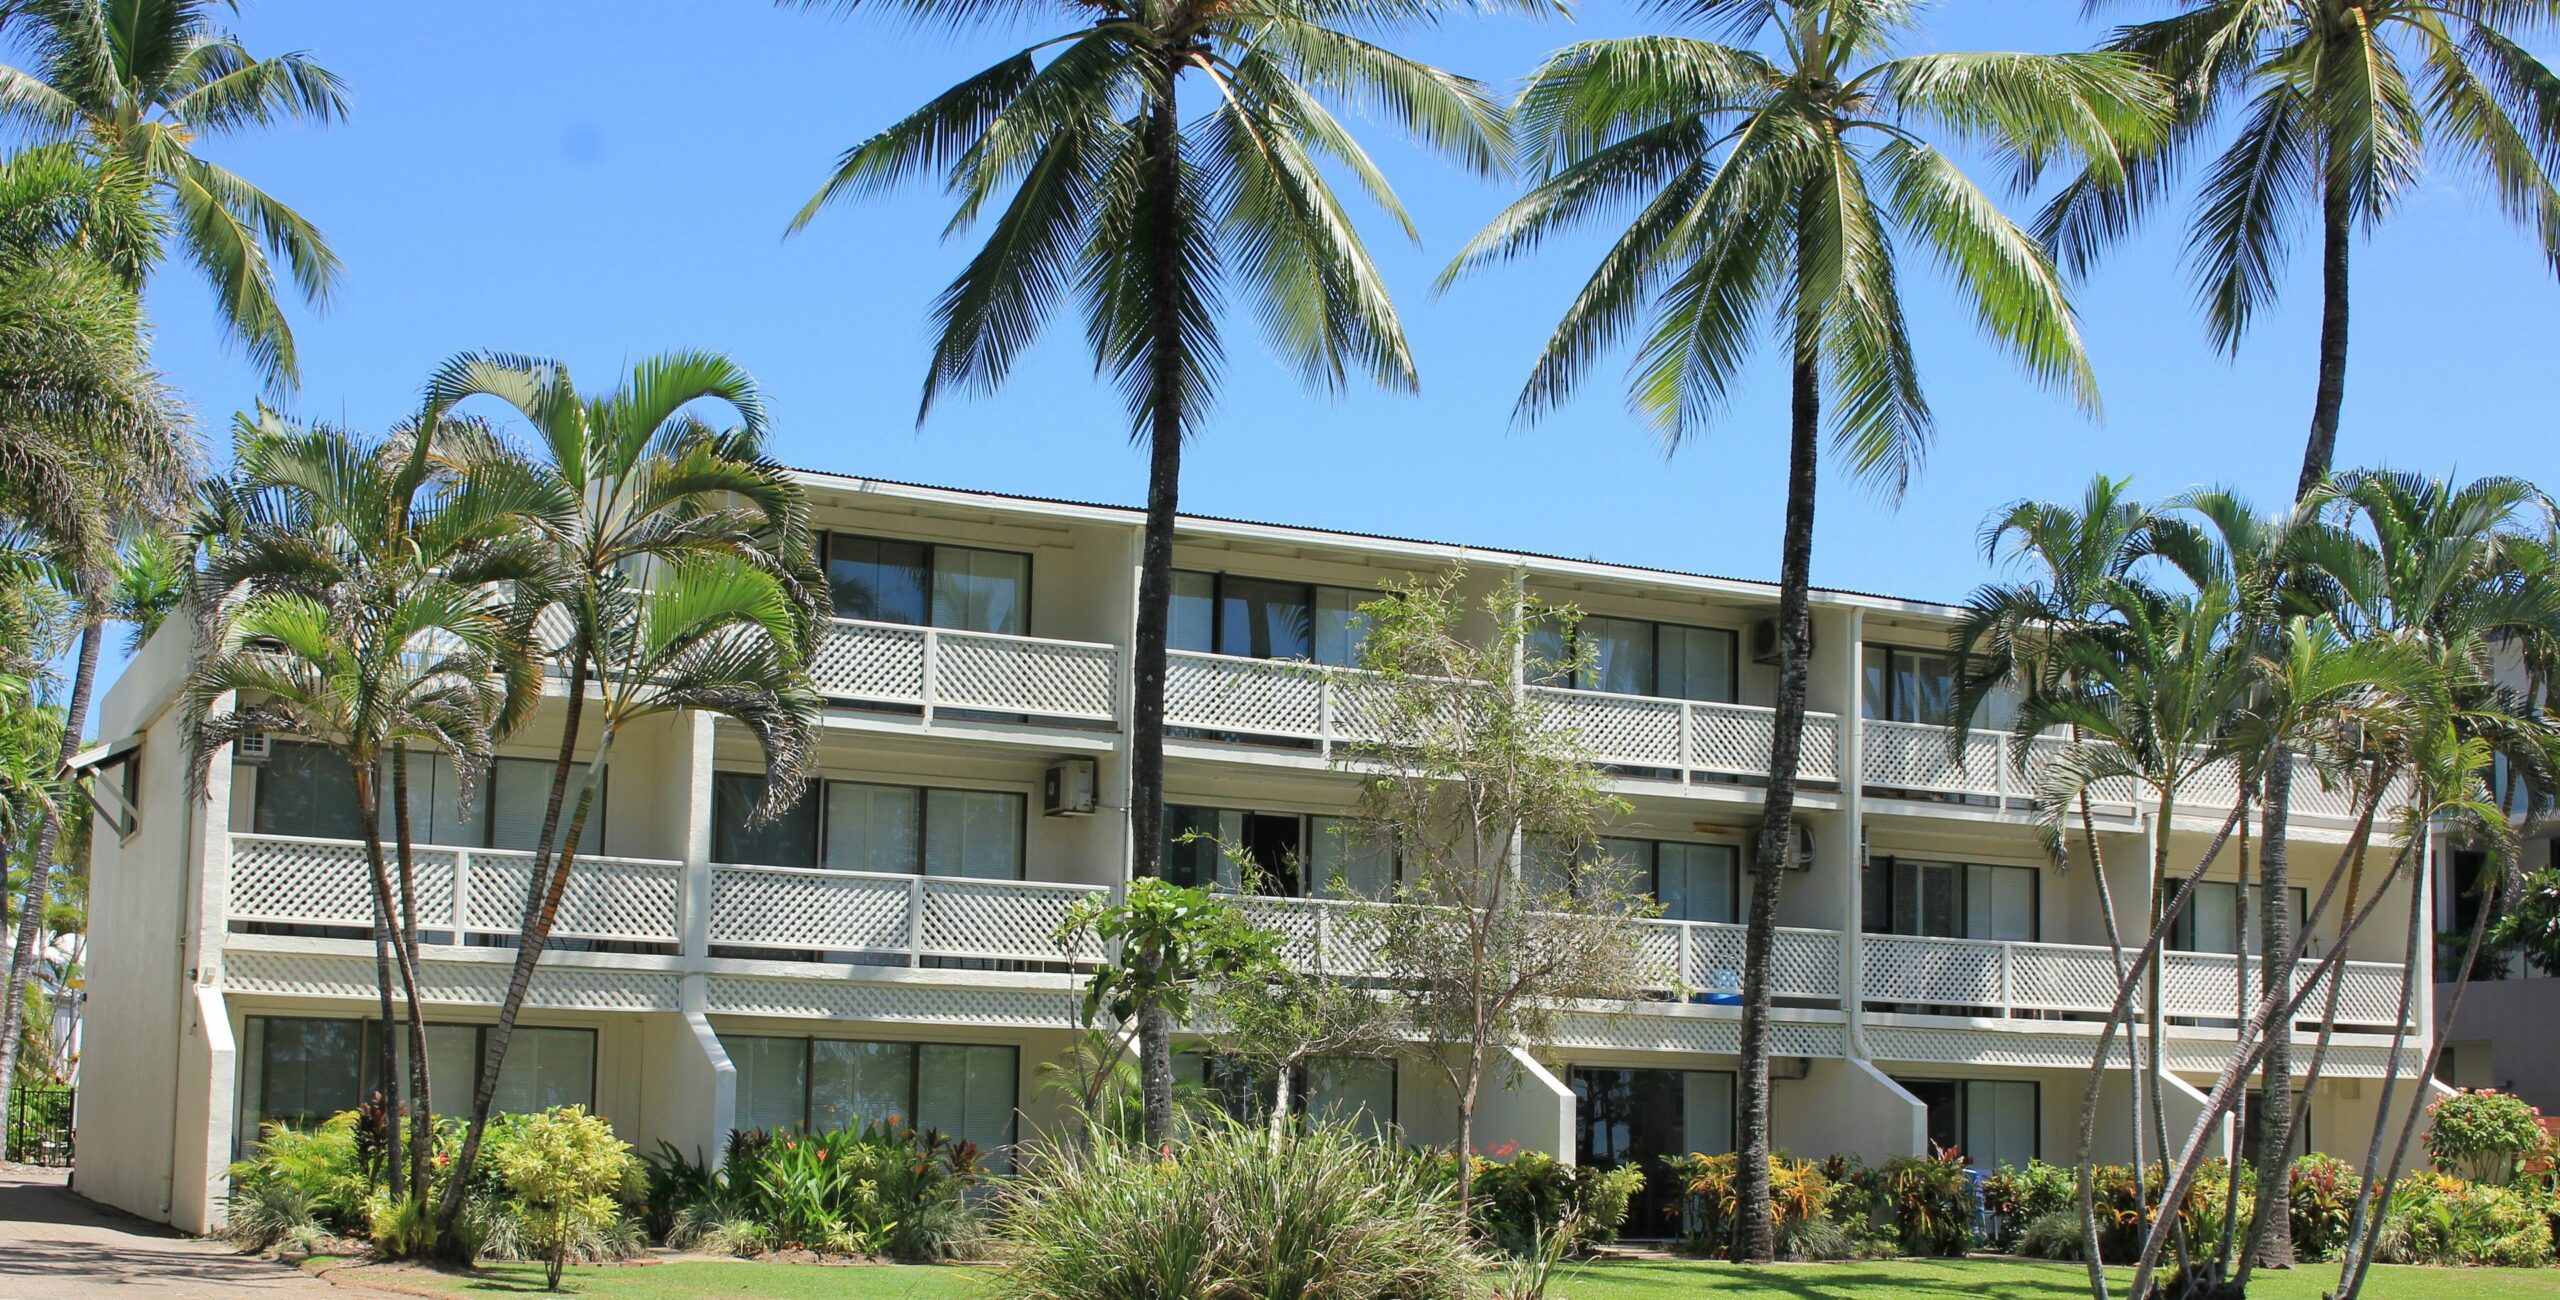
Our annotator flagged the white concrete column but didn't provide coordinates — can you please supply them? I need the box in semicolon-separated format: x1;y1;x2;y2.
642;975;738;1162
1835;609;1866;1048
680;711;714;962
1475;1047;1576;1164
1773;1057;1921;1163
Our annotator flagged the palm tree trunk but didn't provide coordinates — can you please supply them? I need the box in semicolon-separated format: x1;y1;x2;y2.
1735;263;1822;1266
2250;752;2298;1268
1130;54;1187;1153
2296;169;2352;498
351;763;406;1200
435;663;592;1245
0;614;99;1096
390;745;435;1201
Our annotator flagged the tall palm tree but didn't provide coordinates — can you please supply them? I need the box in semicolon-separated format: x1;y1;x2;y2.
2048;1;2560;495
0;150;190;1104
1443;0;2165;1259
186;416;547;1201
785;0;1516;1149
0;0;346;388
415;351;821;1244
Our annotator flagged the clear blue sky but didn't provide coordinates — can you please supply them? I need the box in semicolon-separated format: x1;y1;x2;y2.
83;1;2560;705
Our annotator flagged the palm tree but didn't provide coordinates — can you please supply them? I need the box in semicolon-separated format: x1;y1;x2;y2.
1442;0;2165;1259
785;0;1516;1149
2048;1;2560;495
186;416;548;1201
0;150;190;1105
415;351;821;1244
0;0;346;388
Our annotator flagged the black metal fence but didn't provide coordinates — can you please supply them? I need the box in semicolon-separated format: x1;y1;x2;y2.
6;1084;74;1165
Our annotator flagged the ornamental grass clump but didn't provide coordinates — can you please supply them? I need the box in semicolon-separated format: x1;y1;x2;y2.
997;1114;1482;1300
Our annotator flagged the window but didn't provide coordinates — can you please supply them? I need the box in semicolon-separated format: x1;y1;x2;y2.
253;744;600;853
238;1017;595;1151
824;533;1027;635
1531;838;1740;922
1169;571;1374;667
1863;858;2038;941
1182;1055;1397;1141
2163;881;2310;955
1898;1078;2037;1171
714;774;1024;880
718;1036;1019;1172
1573;1067;1734;1237
1162;806;1391;897
1531;616;1736;703
1862;644;2016;728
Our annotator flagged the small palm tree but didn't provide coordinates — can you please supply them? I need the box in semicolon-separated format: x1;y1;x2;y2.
185;416;548;1201
1445;0;2165;1259
417;352;821;1243
787;0;1517;1149
2047;1;2560;494
0;0;346;387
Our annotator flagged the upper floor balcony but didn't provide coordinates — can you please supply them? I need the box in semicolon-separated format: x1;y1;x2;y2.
814;618;1119;728
222;831;2414;1038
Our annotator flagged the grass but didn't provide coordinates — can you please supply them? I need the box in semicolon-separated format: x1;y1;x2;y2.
320;1254;2560;1299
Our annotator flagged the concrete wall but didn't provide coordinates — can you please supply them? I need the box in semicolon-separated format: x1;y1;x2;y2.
1774;1058;1923;1165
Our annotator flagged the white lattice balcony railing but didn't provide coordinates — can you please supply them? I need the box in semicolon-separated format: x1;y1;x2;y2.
706;865;1109;964
1634;917;1842;1003
228;834;686;946
812;619;1120;725
1528;687;1840;784
1859;931;2414;1029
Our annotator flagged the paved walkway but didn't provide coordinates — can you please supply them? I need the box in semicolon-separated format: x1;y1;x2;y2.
0;1165;344;1297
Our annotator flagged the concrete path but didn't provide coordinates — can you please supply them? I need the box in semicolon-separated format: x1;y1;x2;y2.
0;1165;344;1297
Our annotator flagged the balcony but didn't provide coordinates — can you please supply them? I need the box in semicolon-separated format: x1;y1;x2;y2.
1233;895;1843;1007
1858;931;2412;1031
811;619;1120;727
1166;650;1839;784
705;864;1105;965
228;833;686;948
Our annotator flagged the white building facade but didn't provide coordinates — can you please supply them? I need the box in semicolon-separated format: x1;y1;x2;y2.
76;469;2444;1236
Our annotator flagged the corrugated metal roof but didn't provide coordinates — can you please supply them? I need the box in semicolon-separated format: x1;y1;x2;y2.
786;463;1971;615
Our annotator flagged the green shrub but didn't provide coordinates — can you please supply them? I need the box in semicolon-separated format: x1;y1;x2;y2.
2016;1208;2090;1261
224;1114;374;1249
1980;1160;2076;1252
489;1106;643;1291
2288;1152;2361;1260
997;1114;1481;1300
1869;1152;1977;1257
1670;1152;1879;1259
1449;1149;1643;1256
2376;1172;2556;1268
2424;1090;2552;1186
643;1115;987;1261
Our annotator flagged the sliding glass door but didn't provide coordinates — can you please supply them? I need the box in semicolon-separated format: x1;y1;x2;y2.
825;533;1028;636
1572;1067;1734;1238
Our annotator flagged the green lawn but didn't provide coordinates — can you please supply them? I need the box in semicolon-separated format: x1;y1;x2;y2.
328;1255;2560;1299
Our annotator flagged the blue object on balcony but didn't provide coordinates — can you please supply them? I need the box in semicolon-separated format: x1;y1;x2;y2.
1700;968;1743;1006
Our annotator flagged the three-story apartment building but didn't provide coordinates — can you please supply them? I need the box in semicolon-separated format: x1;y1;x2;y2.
76;468;2444;1236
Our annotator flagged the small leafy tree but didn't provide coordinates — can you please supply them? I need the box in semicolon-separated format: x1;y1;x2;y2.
2423;1090;2552;1187
1205;960;1397;1137
1346;569;1660;1214
490;1106;639;1291
1059;878;1281;1150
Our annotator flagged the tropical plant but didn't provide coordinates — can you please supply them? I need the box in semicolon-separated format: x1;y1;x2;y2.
785;0;1520;1150
996;1113;1482;1300
1455;1148;1644;1257
488;1106;641;1291
0;0;345;386
1203;945;1397;1136
1345;570;1658;1217
1060;876;1281;1147
106;526;189;652
2288;1152;2362;1260
1445;0;2166;1258
417;350;822;1246
2424;1089;2553;1186
185;414;550;1200
2051;1;2560;495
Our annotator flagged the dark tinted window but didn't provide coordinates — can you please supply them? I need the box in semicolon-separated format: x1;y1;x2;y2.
714;773;816;868
827;536;930;625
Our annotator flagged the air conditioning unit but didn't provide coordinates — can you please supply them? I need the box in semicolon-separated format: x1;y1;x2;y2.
1750;822;1816;872
1748;617;1813;666
1043;758;1097;817
234;731;273;764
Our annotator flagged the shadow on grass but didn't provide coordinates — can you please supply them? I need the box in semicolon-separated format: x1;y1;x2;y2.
1565;1259;2108;1300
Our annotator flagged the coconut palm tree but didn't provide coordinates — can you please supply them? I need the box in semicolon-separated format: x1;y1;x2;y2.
185;416;549;1201
0;151;190;1105
414;351;821;1244
786;0;1516;1150
2047;1;2560;495
1442;0;2166;1259
0;0;346;388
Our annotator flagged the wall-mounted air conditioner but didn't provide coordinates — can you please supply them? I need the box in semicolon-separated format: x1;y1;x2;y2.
1043;758;1097;817
1749;617;1814;666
